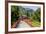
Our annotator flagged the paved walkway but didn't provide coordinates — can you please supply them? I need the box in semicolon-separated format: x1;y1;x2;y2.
16;21;31;28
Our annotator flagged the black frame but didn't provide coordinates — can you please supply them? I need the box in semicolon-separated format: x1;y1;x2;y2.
5;0;45;34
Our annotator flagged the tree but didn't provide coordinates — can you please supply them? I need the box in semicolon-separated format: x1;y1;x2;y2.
35;8;41;22
11;6;19;25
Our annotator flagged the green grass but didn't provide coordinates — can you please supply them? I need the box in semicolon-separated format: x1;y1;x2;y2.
32;20;41;27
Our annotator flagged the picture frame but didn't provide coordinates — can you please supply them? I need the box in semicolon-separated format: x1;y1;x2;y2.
5;0;45;34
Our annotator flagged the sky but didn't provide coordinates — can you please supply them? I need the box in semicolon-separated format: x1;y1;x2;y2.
23;6;40;11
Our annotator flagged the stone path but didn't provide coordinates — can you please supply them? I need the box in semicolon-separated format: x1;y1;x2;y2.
16;21;31;28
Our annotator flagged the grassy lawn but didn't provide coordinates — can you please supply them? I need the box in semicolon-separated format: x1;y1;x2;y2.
32;20;41;27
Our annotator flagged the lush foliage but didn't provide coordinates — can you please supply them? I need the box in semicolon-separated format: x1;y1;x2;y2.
11;6;41;26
